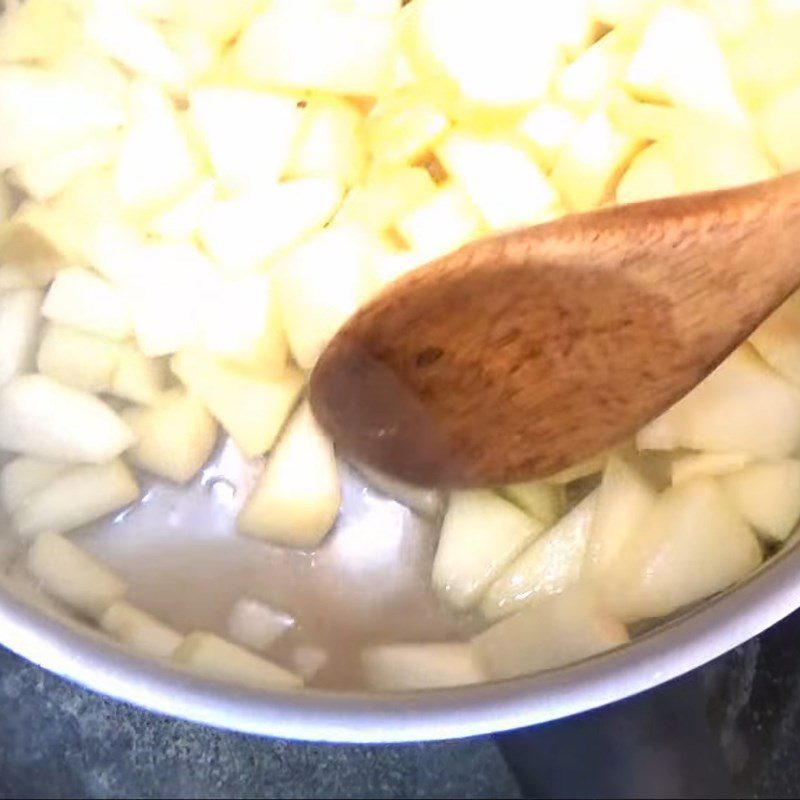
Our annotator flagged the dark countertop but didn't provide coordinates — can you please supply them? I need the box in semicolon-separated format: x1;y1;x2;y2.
4;610;800;799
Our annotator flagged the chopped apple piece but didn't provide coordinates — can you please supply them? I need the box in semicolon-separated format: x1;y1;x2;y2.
616;142;680;204
405;0;560;113
355;462;444;519
518;103;582;172
0;375;134;462
110;347;165;406
289;646;328;682
84;0;188;91
728;14;800;108
750;292;800;387
238;403;341;549
42;267;132;341
37;323;122;393
287;96;366;185
273;224;378;369
0;66;124;170
336;167;437;233
433;490;545;611
161;0;262;42
0;0;81;64
436;131;559;230
0;456;69;515
226;598;295;652
361;642;485;691
189;87;299;193
395;183;485;260
604;478;762;623
50;47;129;105
12;133;119;202
365;85;449;168
481;493;597;621
584;457;656;585
671;452;752;485
498;481;566;527
719;460;800;543
146;179;216;241
473;585;629;680
0;289;42;387
759;87;800;172
551;110;642;212
544;450;612;484
235;2;397;97
199;178;344;274
692;0;758;44
172;350;303;458
173;631;302;690
160;24;219;84
624;5;746;126
27;531;127;620
13;459;139;539
201;272;287;377
121;390;217;483
100;600;182;659
637;346;800;458
115;82;199;215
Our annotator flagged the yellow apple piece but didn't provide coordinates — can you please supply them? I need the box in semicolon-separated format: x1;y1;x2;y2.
719;460;800;543
273;224;378;369
226;598;295;653
199;178;344;275
287;96;366;186
173;631;302;690
42;266;132;341
171;350;303;458
84;0;188;91
189;86;300;193
405;0;560;112
604;478;762;623
544;451;613;484
750;292;800;387
11;132;120;201
0;456;69;515
100;600;182;659
50;47;129;106
0;66;124;170
336;167;437;233
201;272;287;377
36;323;123;394
583;457;656;587
0;0;81;64
146;179;216;241
238;403;340;549
474;585;629;680
13;459;139;539
759;87;800;171
27;531;127;620
235;1;397;97
432;490;545;611
637;345;800;458
365;85;449;168
161;0;262;42
122;389;217;483
692;0;758;44
481;493;597;621
616;142;680;204
436;131;559;230
728;14;800;109
289;646;328;682
497;481;565;527
0;374;134;462
115;81;200;216
110;346;165;406
671;452;752;485
0;289;42;387
551;110;642;212
395;183;485;260
624;5;746;127
517;103;582;173
160;24;219;84
361;642;485;691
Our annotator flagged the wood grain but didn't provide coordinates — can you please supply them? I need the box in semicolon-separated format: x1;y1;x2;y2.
311;172;800;488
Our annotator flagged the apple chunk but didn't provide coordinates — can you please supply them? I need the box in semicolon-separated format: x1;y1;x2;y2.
238;404;341;549
497;481;565;527
13;459;139;539
0;289;43;387
432;490;544;611
100;600;182;659
122;390;218;484
0;375;134;463
26;531;127;620
750;292;800;387
0;456;69;515
604;478;762;623
473;586;629;680
719;460;800;543
226;598;295;653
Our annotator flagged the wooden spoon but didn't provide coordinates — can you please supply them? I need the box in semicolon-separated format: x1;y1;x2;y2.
310;171;800;488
